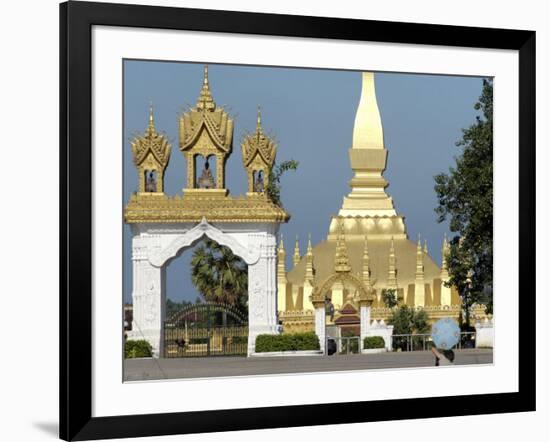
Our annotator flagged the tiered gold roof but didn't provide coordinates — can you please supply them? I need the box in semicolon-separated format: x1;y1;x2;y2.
131;105;171;169
241;108;277;169
179;66;233;155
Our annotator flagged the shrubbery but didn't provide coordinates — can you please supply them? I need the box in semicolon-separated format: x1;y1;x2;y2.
125;339;153;358
231;336;248;345
255;332;320;352
363;336;385;349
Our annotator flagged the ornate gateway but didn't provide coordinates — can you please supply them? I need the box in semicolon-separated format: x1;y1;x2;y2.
125;66;289;357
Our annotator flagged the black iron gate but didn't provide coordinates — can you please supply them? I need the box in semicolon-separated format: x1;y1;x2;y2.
163;302;248;357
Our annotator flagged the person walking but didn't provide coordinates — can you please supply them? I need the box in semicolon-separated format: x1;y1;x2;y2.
431;346;455;366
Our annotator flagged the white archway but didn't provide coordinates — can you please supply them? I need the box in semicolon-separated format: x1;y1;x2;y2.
128;218;279;356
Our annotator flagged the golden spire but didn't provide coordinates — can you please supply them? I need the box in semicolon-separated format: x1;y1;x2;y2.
256;106;263;135
387;236;397;289
352;72;384;150
362;235;371;288
334;220;351;273
416;235;424;277
415;235;426;307
147;102;156;134
196;64;215;110
306;233;313;255
277;234;286;280
424;239;428;255
338;72;400;221
293;235;301;267
278;233;285;252
305;233;315;281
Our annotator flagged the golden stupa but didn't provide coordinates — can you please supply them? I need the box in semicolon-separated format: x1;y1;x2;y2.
278;72;475;333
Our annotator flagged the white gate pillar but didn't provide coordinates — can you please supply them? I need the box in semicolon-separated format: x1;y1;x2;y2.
360;305;371;350
129;236;165;357
314;307;326;353
247;234;278;355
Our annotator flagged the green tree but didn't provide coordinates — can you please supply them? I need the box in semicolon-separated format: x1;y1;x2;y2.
434;79;493;323
388;305;430;335
266;160;299;206
165;299;192;320
190;239;248;310
381;289;398;308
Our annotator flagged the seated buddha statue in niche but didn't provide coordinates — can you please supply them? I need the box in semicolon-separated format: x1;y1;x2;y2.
197;159;215;189
145;171;157;192
254;170;265;193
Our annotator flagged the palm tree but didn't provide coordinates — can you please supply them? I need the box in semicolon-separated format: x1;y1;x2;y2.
190;239;248;310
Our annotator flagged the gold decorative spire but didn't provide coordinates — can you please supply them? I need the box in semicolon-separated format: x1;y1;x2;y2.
334;220;351;273
277;234;286;281
424;239;428;255
362;235;371;289
256;106;262;134
387;236;397;289
416;235;424;277
338;71;402;227
196;65;215;111
305;233;315;281
147;102;156;134
352;72;384;150
293;235;301;267
415;235;426;306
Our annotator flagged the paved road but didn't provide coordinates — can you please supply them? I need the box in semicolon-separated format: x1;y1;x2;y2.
124;349;493;381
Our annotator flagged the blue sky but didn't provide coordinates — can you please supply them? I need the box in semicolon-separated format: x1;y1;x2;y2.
123;60;485;303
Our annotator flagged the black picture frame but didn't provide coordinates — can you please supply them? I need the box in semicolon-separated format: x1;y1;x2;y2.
60;1;536;440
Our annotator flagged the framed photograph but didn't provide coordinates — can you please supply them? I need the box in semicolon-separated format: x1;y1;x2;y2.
60;1;535;440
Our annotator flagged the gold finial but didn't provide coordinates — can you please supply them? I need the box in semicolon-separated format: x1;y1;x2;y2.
424;239;428;255
147;102;156;134
334;219;351;273
197;64;215;110
416;235;424;275
293;235;301;267
257;106;262;133
277;233;287;280
305;233;315;281
387;236;397;289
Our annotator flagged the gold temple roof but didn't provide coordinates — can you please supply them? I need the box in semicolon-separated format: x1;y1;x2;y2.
241;108;277;169
131;105;171;168
287;237;440;288
179;66;233;154
124;193;290;224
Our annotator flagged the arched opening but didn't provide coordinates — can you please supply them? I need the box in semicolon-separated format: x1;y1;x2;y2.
163;235;249;357
253;169;265;193
144;169;158;192
195;155;217;189
314;273;371;355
